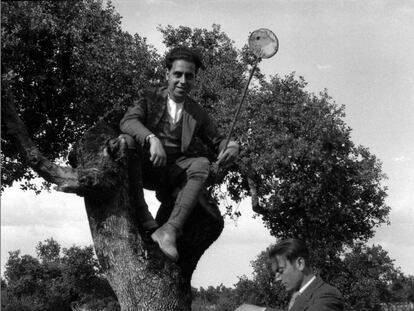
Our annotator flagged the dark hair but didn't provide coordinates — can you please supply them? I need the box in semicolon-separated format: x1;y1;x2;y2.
269;238;310;264
165;46;205;72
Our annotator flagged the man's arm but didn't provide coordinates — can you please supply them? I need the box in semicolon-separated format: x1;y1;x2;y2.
120;97;167;166
120;98;152;146
196;108;239;165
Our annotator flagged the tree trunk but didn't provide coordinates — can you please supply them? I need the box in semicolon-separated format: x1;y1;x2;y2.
2;96;224;310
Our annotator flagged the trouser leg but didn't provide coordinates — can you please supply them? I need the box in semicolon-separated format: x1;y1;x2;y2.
121;134;158;232
151;157;210;261
167;176;207;232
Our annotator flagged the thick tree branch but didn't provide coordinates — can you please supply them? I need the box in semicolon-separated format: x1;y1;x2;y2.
1;90;80;192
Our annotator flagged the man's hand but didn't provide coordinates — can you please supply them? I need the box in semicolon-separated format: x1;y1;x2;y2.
217;141;239;166
149;136;167;167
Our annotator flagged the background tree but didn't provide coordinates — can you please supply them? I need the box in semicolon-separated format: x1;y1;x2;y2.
239;76;389;266
1;238;118;311
333;243;411;311
191;284;237;311
2;1;391;310
401;276;414;304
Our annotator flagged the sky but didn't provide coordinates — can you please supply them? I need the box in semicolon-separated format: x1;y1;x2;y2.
1;0;414;288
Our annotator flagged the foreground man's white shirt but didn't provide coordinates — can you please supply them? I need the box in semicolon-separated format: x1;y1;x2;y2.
299;275;316;294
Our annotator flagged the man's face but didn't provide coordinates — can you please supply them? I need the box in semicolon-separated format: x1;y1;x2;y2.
166;59;196;102
271;255;304;292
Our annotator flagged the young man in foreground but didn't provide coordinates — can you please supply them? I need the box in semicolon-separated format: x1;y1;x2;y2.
236;238;344;311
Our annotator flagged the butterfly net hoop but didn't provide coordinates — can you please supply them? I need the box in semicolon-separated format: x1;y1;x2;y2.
248;28;279;59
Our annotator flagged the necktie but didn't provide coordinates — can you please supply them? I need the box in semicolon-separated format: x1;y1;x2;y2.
288;291;300;311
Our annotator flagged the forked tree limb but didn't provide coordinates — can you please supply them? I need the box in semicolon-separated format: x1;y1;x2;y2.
1;90;80;193
1;88;127;197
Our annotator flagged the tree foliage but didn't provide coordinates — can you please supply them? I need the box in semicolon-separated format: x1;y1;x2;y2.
1;0;159;191
191;284;238;311
332;243;412;311
2;238;119;311
237;75;389;262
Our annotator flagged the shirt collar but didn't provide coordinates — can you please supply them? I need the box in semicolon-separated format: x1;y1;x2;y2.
167;94;184;106
299;275;316;294
167;95;184;124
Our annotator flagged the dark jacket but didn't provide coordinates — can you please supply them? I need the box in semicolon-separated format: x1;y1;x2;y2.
120;86;226;156
266;277;344;311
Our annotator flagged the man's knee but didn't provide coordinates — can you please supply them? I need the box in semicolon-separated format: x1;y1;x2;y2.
186;157;210;181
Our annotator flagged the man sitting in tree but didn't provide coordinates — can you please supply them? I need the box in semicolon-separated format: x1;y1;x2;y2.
120;46;239;262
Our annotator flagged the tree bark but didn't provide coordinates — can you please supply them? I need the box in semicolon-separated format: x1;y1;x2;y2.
2;94;224;310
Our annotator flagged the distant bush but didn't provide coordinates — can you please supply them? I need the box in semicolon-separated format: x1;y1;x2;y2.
2;238;119;311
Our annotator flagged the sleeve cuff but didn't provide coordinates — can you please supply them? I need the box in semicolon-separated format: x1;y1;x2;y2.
145;133;156;143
